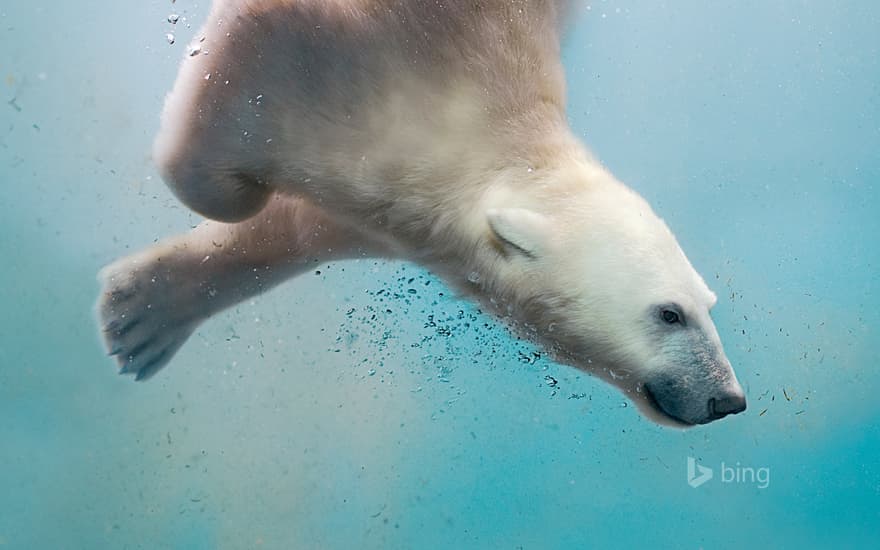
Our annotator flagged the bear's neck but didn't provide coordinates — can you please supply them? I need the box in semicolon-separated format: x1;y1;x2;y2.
403;131;602;342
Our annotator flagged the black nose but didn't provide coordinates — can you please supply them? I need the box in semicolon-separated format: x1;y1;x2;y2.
708;392;747;420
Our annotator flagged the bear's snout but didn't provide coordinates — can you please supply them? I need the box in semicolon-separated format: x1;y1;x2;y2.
644;374;747;427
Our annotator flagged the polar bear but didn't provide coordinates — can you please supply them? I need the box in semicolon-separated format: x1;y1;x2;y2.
97;0;746;426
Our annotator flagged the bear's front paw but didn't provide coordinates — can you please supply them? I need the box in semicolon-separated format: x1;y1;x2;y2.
96;250;199;381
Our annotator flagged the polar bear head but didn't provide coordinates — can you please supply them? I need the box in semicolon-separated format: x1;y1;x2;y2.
483;166;746;427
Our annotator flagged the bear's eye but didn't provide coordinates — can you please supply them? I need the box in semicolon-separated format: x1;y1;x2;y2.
661;309;681;325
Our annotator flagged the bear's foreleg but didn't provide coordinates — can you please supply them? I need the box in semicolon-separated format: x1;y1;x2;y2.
97;194;386;380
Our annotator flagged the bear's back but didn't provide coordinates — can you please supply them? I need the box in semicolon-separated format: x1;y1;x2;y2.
154;0;571;222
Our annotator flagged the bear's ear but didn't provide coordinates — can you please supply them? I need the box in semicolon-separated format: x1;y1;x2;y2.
486;208;552;258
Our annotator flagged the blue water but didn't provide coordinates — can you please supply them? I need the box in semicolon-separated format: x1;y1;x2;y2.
1;1;878;548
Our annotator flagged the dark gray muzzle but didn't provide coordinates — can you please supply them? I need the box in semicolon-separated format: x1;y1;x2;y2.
645;372;746;426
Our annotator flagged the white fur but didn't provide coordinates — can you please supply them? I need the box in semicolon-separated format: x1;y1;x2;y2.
98;0;744;426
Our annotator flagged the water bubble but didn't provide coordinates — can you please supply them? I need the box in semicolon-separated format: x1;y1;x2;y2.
167;13;179;24
165;33;175;45
204;73;212;80
188;44;202;56
467;271;481;283
368;368;376;376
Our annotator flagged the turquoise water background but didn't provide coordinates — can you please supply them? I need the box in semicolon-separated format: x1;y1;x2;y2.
1;1;878;548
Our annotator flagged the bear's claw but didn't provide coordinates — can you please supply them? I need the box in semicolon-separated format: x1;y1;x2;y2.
97;250;199;381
